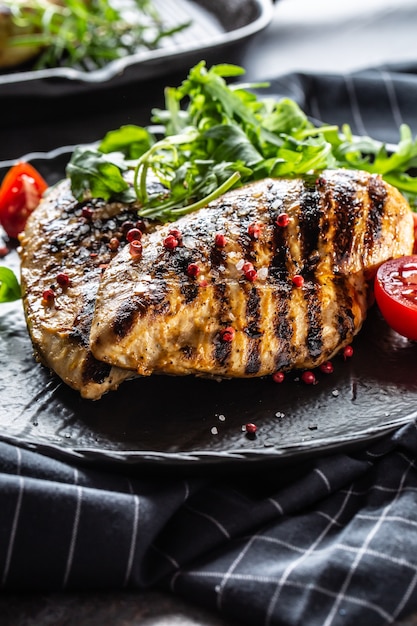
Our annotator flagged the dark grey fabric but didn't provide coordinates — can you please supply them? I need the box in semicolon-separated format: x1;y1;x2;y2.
2;64;417;626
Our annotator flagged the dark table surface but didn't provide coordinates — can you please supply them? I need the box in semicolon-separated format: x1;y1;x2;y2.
2;0;417;624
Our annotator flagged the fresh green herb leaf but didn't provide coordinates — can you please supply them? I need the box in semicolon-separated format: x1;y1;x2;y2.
3;0;191;71
66;61;417;221
0;267;21;303
66;147;134;202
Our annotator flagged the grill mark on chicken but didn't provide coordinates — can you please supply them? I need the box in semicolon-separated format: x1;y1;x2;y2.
213;282;232;366
365;175;387;249
245;285;262;374
82;352;112;384
298;178;323;262
273;284;293;371
331;176;361;263
303;282;324;359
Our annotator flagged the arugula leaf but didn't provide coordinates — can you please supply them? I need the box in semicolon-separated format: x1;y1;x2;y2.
66;61;417;220
67;147;134;203
0;267;21;303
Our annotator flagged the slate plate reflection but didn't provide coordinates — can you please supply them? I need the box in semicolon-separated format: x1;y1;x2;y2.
1;150;417;471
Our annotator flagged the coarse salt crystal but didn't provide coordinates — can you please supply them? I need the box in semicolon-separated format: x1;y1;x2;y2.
257;267;268;280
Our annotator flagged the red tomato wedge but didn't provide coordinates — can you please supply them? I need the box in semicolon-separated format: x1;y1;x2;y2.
0;162;48;239
374;255;417;341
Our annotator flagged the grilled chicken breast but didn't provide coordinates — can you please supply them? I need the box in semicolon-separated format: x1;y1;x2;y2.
89;169;414;382
19;178;145;399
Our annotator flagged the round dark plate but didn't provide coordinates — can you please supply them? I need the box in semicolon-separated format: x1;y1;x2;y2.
1;148;417;471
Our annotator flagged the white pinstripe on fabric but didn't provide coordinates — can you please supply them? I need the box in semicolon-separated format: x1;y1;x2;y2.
1;446;23;587
215;533;259;611
62;484;83;588
314;467;332;493
123;495;140;588
379;69;404;129
265;487;355;626
344;74;368;136
184;503;230;539
1;475;24;587
322;461;415;626
182;569;395;622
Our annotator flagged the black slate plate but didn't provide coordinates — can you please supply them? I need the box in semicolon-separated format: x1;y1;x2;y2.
1;148;417;471
0;0;273;99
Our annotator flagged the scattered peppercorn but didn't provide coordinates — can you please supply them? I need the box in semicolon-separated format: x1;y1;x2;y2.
245;422;257;436
248;223;261;239
187;263;200;278
320;361;334;374
163;234;179;250
220;326;235;342
215;233;226;248
82;206;93;220
276;212;290;227
242;261;257;282
168;228;182;244
292;274;304;288
129;240;143;258
56;273;70;288
42;288;55;304
272;371;285;383
301;370;316;385
126;228;142;242
108;237;120;252
343;345;354;359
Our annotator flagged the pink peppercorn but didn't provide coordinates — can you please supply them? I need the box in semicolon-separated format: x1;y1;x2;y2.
163;234;179;250
320;361;334;375
56;273;70;287
187;263;200;278
215;233;226;248
129;240;143;258
220;327;235;342
301;371;316;385
126;228;142;242
248;223;261;239
276;213;290;227
343;345;354;359
292;275;304;288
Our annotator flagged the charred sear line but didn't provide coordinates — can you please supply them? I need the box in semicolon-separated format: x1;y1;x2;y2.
210;245;226;269
269;217;290;281
69;291;98;347
333;277;355;341
113;288;169;338
82;352;112;385
331;180;361;263
273;285;293;370
213;282;231;368
298;180;323;262
213;337;232;367
365;176;387;248
304;284;323;359
181;282;199;305
181;345;195;359
245;286;261;374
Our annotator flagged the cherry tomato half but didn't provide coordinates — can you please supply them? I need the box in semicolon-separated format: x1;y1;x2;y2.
0;162;48;239
374;255;417;341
